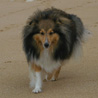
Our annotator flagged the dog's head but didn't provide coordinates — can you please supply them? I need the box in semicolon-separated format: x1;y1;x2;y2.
33;19;59;50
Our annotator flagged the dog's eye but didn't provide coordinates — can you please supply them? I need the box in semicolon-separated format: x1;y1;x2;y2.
40;32;44;35
49;32;54;35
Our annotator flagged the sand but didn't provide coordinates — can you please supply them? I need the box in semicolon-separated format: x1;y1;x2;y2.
0;0;98;98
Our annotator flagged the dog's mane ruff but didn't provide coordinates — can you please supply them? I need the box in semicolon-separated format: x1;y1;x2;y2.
27;8;69;25
22;8;70;62
22;8;89;62
53;17;77;60
22;23;40;62
68;14;91;59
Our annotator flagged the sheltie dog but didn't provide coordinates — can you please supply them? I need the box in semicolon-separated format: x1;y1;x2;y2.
22;8;90;93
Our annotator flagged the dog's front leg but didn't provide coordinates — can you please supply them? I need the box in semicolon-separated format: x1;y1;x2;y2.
33;71;42;93
30;63;42;93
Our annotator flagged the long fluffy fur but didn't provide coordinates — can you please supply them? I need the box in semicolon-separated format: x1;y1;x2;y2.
23;8;88;62
22;8;90;93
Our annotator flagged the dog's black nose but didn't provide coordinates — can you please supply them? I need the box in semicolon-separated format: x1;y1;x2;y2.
44;43;49;48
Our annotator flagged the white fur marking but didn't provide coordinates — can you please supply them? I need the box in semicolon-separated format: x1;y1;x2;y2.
45;38;48;43
82;28;92;42
29;66;35;88
33;72;42;93
45;74;48;81
43;37;50;48
51;75;55;81
72;39;82;59
72;28;92;60
34;49;61;73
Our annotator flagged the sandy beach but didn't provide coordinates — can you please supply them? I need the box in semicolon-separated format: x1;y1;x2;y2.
0;0;98;98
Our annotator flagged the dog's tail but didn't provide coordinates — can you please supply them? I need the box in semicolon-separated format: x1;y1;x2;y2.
69;14;92;42
69;14;92;59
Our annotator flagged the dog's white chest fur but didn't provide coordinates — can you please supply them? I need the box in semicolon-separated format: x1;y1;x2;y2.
34;49;61;73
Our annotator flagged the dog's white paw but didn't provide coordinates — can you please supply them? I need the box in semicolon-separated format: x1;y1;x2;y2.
51;76;57;81
32;88;42;93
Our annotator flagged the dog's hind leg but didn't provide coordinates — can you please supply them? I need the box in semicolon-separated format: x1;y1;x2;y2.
51;66;61;81
44;66;61;81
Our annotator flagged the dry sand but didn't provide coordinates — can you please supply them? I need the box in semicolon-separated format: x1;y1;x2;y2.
0;0;98;98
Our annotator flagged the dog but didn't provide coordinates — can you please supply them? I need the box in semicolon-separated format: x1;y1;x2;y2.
22;8;90;93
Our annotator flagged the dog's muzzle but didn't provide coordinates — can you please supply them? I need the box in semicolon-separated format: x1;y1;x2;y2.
44;38;50;48
44;42;49;48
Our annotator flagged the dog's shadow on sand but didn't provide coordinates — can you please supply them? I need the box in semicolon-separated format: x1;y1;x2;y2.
4;70;82;94
43;72;82;92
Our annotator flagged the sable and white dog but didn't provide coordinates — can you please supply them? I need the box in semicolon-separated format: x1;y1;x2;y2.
22;8;90;93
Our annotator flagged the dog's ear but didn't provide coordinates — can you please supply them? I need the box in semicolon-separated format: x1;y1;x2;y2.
56;17;71;25
26;18;35;26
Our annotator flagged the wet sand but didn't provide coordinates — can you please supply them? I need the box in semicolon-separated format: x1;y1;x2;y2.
0;0;98;98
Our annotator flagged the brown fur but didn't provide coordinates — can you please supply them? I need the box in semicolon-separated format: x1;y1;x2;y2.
33;28;59;54
25;11;73;82
39;20;54;31
22;8;88;93
57;17;71;25
43;66;61;81
31;63;42;72
53;66;61;80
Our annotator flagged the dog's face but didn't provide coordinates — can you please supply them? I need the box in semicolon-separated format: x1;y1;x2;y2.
33;28;59;49
33;20;59;50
